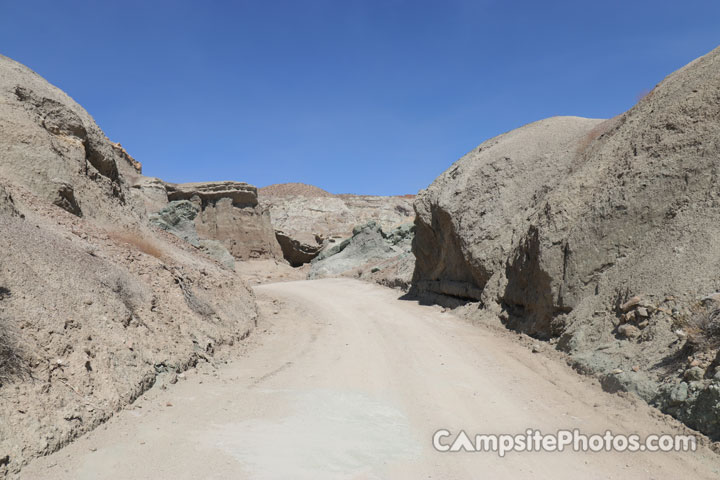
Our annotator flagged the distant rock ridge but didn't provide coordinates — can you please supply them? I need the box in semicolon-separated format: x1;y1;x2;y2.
259;182;333;197
259;187;415;266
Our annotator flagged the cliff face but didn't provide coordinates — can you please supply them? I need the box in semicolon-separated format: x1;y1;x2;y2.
412;46;720;439
413;116;604;311
165;181;283;261
0;56;261;477
0;55;144;223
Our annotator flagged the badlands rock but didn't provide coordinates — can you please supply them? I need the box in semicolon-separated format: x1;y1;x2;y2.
309;221;414;284
413;115;605;317
258;182;333;197
275;230;324;267
0;55;144;222
259;183;414;265
149;200;236;270
261;191;414;240
0;184;17;217
130;176;169;213
0;56;259;476
352;224;417;291
165;181;283;260
0;189;257;476
412;45;720;438
166;181;257;206
359;251;416;290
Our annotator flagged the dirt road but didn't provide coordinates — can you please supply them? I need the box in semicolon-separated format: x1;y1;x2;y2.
21;279;719;479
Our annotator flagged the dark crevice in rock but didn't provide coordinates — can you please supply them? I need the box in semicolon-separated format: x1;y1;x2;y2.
410;206;489;303
84;139;119;184
501;226;571;339
52;181;82;216
275;230;322;267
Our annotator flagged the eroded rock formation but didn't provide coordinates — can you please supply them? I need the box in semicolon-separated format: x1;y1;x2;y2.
0;55;259;477
412;46;720;439
259;183;414;265
309;221;415;289
165;181;282;261
0;55;144;222
275;231;324;267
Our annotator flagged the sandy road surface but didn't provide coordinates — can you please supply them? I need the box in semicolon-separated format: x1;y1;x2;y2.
22;279;719;479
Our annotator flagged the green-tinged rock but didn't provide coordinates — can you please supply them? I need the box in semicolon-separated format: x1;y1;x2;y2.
150;200;234;269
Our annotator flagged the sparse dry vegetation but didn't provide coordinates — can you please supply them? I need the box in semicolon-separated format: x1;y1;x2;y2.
108;230;166;261
685;302;720;350
0;320;27;387
576;115;621;156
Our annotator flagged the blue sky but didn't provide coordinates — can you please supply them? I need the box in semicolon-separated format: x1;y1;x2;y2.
1;1;718;195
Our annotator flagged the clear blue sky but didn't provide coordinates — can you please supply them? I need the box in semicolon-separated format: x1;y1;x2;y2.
1;1;718;195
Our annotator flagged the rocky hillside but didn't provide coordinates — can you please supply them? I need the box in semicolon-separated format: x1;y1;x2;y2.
0;56;144;223
259;183;414;266
412;46;720;439
0;55;263;477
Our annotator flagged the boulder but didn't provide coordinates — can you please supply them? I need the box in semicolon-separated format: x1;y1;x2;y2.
275;230;323;267
617;324;640;339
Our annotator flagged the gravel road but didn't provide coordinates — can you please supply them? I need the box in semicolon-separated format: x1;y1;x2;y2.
21;279;720;479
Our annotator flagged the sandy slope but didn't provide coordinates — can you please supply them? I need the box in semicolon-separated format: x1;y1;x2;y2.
21;279;719;479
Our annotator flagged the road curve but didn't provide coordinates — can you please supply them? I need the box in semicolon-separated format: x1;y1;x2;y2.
21;279;719;479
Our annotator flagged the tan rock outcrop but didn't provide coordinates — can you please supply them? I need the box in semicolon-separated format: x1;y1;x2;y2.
275;230;324;267
166;181;283;260
259;185;414;265
413;116;605;316
0;56;260;477
130;176;169;213
411;45;720;439
261;192;414;240
0;55;144;222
